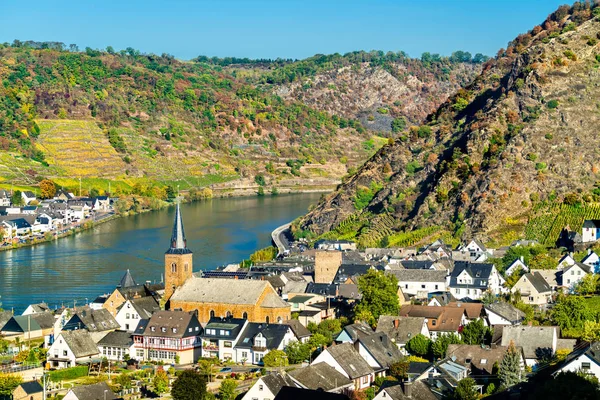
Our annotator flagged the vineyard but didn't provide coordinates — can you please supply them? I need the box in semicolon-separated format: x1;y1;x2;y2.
525;203;600;245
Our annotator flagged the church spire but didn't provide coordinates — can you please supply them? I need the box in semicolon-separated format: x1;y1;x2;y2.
166;202;192;254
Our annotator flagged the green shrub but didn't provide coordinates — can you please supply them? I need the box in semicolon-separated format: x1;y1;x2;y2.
547;99;559;109
405;160;422;175
49;366;89;382
545;133;553;140
563;50;577;61
535;162;547;170
376;107;389;114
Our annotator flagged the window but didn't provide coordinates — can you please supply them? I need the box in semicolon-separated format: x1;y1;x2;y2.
582;362;591;370
242;351;248;358
432;320;437;326
361;376;369;384
127;303;131;308
421;284;426;289
195;327;200;331
125;324;130;330
266;316;270;324
259;385;264;391
456;289;460;295
161;327;166;333
481;359;487;364
224;341;232;348
188;328;192;333
243;312;248;319
184;263;188;272
63;350;67;356
151;327;156;332
226;311;232;318
465;358;471;364
405;284;408;289
210;310;215;318
435;285;439;290
171;262;177;273
126;313;130;319
172;328;177;333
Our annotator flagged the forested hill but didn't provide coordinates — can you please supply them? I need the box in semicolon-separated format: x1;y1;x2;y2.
299;2;600;247
0;44;481;194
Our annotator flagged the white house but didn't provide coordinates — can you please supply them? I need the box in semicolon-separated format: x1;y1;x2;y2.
485;302;525;326
581;250;600;273
200;317;248;361
0;190;10;206
47;330;100;369
582;220;600;243
21;191;36;205
241;373;299;400
233;323;298;365
557;254;576;269
553;342;600;379
505;257;529;276
32;213;54;234
456;239;489;262
312;342;375;390
63;382;117;400
391;269;448;299
562;262;592;292
501;326;559;367
2;218;32;238
22;303;50;316
115;297;160;332
97;330;135;362
373;382;437;400
449;262;505;300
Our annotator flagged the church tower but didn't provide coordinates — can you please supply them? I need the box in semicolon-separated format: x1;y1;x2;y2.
164;203;193;299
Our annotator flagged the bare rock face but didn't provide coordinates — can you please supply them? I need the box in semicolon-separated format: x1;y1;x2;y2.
300;7;600;244
277;62;480;130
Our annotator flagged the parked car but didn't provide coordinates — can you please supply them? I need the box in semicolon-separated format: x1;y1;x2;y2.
219;367;232;373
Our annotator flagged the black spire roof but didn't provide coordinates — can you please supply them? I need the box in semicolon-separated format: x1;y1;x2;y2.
119;269;137;288
166;203;192;254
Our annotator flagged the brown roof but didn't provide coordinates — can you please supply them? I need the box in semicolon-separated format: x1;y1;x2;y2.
446;344;521;375
140;310;200;338
399;305;443;319
446;302;484;319
400;305;465;332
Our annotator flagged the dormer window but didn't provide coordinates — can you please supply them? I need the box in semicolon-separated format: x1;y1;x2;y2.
173;328;177;333
151;327;156;332
161;327;167;333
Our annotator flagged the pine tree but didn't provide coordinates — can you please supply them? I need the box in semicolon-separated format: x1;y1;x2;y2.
499;341;523;388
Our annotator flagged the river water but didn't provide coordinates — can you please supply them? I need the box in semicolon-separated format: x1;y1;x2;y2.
0;193;322;313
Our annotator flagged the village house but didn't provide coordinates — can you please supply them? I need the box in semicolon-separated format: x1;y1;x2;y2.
48;330;100;369
32;213;54;233
511;272;552;305
2;218;32;238
0;315;43;341
289;362;354;393
446;344;525;376
373;381;438;400
354;331;403;376
562;262;592;291
449;262;505;300
484;302;526;326
63;382;117;400
390;269;448;299
445;302;486;324
553;342;600;379
314;239;357;251
241;373;299;400
22;303;50;315
284;319;311;343
12;381;44;400
200;317;247;361
133;310;202;364
399;305;467;340
0;190;10;207
582;220;600;243
454;239;490;262
97;330;135;362
103;269;163;316
62;307;120;342
335;321;374;343
557;253;576;269
21;191;37;205
505;257;529;276
501;326;560;367
312;342;375;390
115;296;160;332
581;250;600;273
234;322;298;365
54;189;75;201
375;316;430;354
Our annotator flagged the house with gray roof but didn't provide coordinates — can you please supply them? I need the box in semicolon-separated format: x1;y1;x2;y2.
284;319;312;343
376;316;430;354
48;330;100;369
63;307;120;342
355;332;403;373
289;362;353;393
562;262;592;292
63;382;117;400
390;269;448;299
501;326;560;367
373;381;438;400
312;342;375;390
485;302;525;326
511;272;552;305
553;341;600;379
335;321;374;344
12;380;43;400
446;344;525;376
97;330;135;362
234;322;298;365
241;372;299;400
449;262;505;300
115;295;160;332
0;315;43;341
22;303;50;315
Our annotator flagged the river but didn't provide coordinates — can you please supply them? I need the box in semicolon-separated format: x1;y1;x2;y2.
0;193;322;313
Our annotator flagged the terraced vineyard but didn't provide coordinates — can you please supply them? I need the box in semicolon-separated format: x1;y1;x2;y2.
36;120;126;178
525;203;600;245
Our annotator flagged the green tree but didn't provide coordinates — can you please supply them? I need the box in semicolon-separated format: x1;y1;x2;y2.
11;190;23;206
431;333;462;359
196;358;217;382
529;254;556;270
551;295;592;333
355;270;399;325
0;338;9;353
171;370;207;400
285;340;311;364
0;373;23;397
389;359;410;380
576;274;599;295
254;174;266;186
218;379;238;400
581;320;600;342
153;368;169;395
529;371;600;399
461;319;490;345
391;117;406;133
262;349;288;367
453;377;479;400
499;341;523;389
405;334;431;357
114;373;133;389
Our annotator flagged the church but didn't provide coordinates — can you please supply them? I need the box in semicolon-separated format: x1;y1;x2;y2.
164;204;291;324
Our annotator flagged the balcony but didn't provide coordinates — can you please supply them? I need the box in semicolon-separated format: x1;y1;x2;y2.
203;343;219;351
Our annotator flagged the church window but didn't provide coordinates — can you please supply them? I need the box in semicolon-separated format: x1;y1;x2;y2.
226;311;232;318
184;263;189;272
265;316;270;324
277;317;282;323
242;312;248;319
171;263;177;273
210;310;215;318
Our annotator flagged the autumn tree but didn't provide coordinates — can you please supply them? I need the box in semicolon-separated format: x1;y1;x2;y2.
355;270;399;325
153;368;169;395
39;179;56;199
0;373;23;397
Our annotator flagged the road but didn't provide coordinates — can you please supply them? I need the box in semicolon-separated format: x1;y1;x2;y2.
271;222;292;256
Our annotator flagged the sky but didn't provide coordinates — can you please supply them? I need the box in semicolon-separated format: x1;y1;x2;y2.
0;0;570;61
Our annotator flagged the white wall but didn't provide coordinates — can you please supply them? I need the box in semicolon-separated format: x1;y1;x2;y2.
558;353;600;378
398;281;446;297
48;334;76;368
241;377;278;400
115;301;144;332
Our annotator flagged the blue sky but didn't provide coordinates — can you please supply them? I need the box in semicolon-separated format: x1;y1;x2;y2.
1;0;569;60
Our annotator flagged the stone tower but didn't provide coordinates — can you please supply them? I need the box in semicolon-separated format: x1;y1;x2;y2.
314;250;343;284
164;203;193;299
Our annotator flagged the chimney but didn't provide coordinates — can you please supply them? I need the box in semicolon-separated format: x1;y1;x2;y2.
404;378;413;398
394;319;399;329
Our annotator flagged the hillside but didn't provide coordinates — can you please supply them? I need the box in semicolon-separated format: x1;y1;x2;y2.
0;45;378;193
299;2;600;247
223;52;482;133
